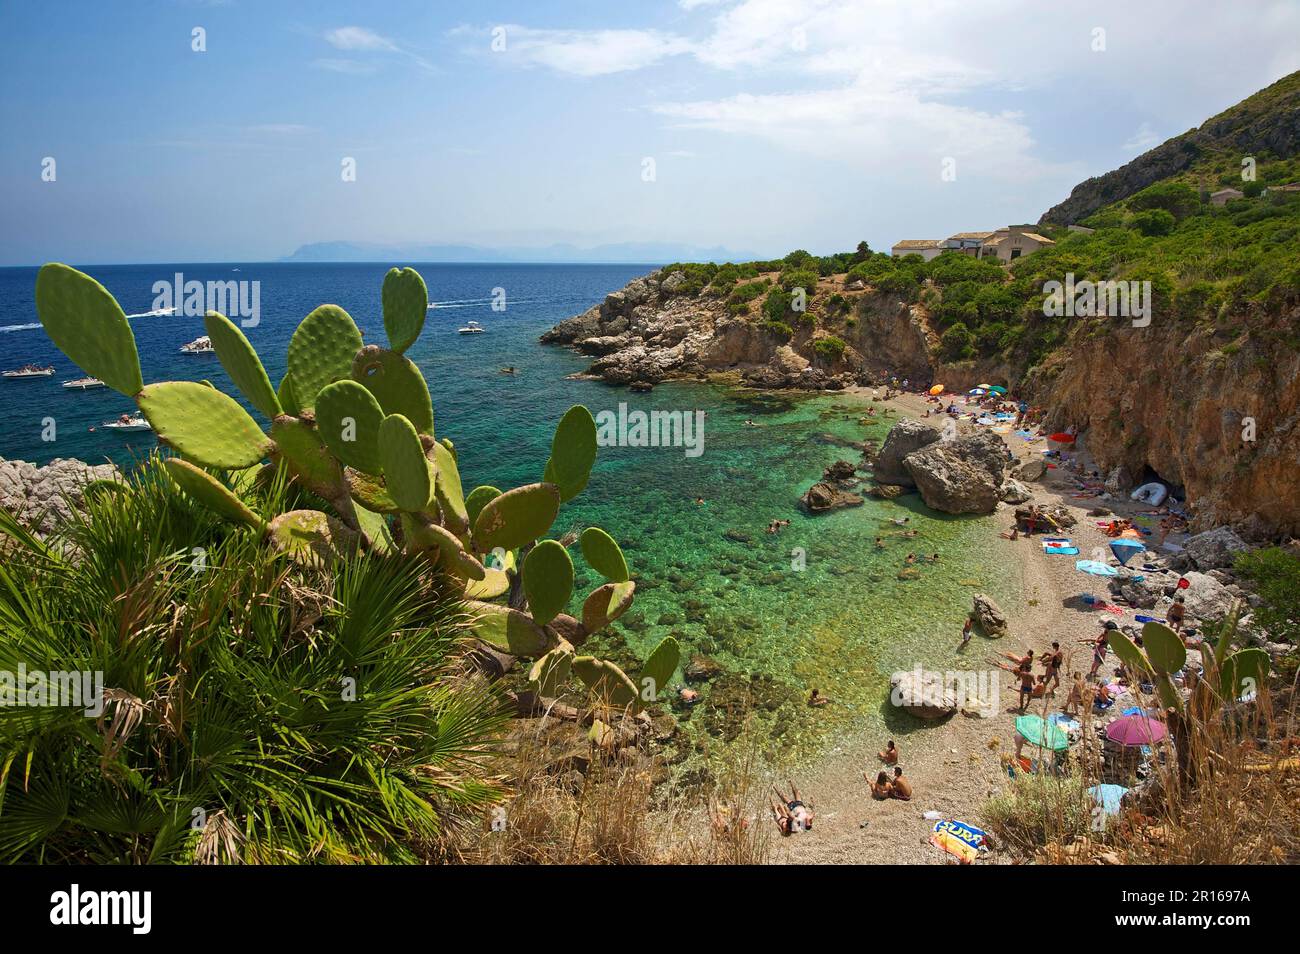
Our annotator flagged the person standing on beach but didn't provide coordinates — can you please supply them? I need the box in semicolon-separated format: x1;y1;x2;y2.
960;617;973;649
1044;642;1064;692
1016;661;1035;711
1086;621;1116;678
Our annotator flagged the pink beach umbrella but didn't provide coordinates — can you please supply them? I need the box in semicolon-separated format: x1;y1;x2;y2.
1106;714;1167;747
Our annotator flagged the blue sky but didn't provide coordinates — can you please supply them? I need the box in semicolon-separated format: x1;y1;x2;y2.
2;0;1299;265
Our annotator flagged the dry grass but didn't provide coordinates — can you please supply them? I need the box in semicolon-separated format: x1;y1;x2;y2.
453;707;771;866
983;668;1300;864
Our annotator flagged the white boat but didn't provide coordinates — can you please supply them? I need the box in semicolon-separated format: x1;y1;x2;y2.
101;414;152;432
458;321;485;334
180;336;215;354
3;364;55;378
63;377;105;390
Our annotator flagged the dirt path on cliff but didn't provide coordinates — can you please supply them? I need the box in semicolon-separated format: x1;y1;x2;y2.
766;390;1164;865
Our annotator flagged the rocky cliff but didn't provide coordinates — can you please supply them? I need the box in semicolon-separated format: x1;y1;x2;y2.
1039;71;1300;225
541;269;935;390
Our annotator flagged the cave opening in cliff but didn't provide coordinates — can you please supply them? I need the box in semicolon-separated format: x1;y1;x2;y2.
1138;464;1185;502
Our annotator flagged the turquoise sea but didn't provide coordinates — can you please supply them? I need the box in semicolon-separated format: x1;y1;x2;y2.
0;262;1018;767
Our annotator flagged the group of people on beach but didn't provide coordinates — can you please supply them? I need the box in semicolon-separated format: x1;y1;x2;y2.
867;741;913;800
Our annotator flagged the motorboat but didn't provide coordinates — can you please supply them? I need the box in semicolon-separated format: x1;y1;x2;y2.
63;377;106;390
180;336;215;354
101;414;152;432
3;363;54;378
457;321;485;334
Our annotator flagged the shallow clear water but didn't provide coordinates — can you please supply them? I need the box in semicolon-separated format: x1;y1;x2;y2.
0;262;1019;765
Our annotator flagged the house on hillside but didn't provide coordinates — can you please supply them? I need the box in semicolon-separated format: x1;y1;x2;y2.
890;239;945;261
980;225;1055;262
942;231;994;256
1210;187;1244;206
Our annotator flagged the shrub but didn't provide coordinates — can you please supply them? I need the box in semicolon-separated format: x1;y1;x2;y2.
761;320;793;340
939;322;976;361
813;336;846;360
1131;209;1176;237
763;288;792;321
1234;547;1300;646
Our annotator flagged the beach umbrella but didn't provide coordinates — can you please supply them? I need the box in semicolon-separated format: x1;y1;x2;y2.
975;383;992;389
1048;432;1076;444
1088;784;1129;816
1109;539;1146;566
1014;715;1069;751
1106;714;1167;747
968;387;987;395
929;384;944;395
988;385;1007;395
1048;712;1080;733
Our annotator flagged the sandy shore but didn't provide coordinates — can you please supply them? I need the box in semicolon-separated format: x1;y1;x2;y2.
769;389;1168;864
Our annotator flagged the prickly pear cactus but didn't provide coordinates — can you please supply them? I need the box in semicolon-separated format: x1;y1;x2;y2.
33;262;660;711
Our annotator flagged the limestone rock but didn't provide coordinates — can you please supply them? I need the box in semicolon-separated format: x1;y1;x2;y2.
801;481;864;513
890;669;958;720
1000;479;1033;504
970;593;1008;636
872;419;940;487
1183;526;1249;571
0;457;121;536
1016;458;1048;482
1180;571;1235;622
903;431;1009;514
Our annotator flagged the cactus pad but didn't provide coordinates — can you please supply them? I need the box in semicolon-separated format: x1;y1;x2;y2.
580;526;629;582
163;458;265;530
466;601;553;657
543;405;598;502
1106;630;1150;675
138;381;273;469
1220;647;1269;701
472;482;561;554
353;503;395;553
286;304;363;410
203;311;281;419
270;417;345;498
400;513;486;580
1142;621;1186;673
315;379;385;475
638;636;680;705
378;414;433;511
528;645;574;697
522;540;573;626
381;266;428;353
465;486;502;527
351;346;434;436
277;372;301;415
267;509;359;566
464;567;510;600
347;469;400;514
572;656;638;708
581;580;635;632
431;439;469;535
34;263;144;397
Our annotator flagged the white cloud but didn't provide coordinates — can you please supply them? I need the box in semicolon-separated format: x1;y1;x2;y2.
460;25;695;76
1122;122;1163;153
325;26;399;53
313;58;379;75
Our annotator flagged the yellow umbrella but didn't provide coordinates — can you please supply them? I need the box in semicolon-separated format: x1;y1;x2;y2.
975;383;992;390
929;384;944;395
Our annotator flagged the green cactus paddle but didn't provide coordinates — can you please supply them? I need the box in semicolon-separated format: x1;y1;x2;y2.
523;540;574;626
315;379;385;475
542;405;598;503
163;458;265;530
472;482;561;553
378;414;433;511
351;346;434;436
580;526;629;582
34;263;144;397
287;304;364;410
138;381;273;469
382;266;428;354
203;311;281;419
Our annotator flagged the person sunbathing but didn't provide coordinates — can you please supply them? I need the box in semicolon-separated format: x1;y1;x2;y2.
808;688;829;708
772;782;813;832
869;771;893;800
879;740;898;764
890;767;913;801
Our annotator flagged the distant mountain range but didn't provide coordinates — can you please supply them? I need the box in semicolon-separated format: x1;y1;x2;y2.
280;240;762;265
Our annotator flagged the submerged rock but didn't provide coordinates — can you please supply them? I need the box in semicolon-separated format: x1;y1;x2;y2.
800;481;864;513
